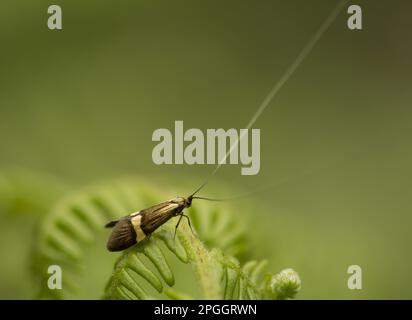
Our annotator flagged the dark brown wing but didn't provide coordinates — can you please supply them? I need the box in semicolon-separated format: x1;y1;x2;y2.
140;201;182;234
106;217;137;251
105;219;119;228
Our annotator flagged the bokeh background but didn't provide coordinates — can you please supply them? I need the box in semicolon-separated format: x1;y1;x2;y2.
1;0;411;299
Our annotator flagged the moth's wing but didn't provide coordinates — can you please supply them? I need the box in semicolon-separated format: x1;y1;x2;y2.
104;219;119;228
106;217;137;251
105;212;137;228
140;201;180;234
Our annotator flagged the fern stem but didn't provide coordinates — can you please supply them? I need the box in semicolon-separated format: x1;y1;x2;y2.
177;222;222;299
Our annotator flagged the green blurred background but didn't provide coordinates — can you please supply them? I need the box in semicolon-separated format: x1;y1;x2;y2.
1;0;411;299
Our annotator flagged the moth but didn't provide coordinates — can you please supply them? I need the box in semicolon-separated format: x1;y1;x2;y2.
105;184;216;252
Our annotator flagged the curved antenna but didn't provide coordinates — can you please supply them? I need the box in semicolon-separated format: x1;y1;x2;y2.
192;159;339;202
189;180;209;197
189;0;348;196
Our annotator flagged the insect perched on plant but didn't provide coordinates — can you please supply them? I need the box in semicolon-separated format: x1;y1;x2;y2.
105;183;217;252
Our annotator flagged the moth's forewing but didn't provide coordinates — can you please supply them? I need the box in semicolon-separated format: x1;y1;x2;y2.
140;201;182;234
104;220;119;228
106;217;137;251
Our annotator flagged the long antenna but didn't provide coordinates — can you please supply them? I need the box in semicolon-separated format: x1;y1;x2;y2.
191;0;349;196
192;155;339;201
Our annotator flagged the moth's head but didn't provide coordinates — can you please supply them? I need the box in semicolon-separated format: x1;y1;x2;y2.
171;196;192;208
185;196;193;207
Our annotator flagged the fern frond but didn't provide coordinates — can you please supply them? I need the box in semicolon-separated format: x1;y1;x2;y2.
30;177;300;300
189;201;248;258
103;225;187;299
31;180;146;299
104;219;300;300
30;178;250;299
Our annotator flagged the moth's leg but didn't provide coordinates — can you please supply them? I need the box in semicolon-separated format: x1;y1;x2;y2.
174;214;184;240
181;214;195;236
